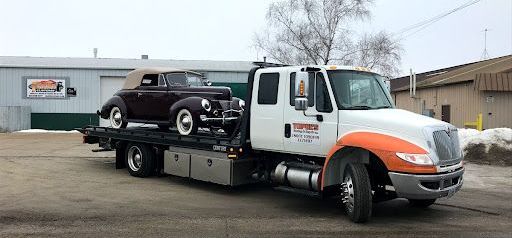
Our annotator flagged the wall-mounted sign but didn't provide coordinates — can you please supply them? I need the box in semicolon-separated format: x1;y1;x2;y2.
26;79;66;98
67;87;77;97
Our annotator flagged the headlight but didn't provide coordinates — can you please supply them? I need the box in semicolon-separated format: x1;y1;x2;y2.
201;99;211;112
396;152;433;166
238;99;245;108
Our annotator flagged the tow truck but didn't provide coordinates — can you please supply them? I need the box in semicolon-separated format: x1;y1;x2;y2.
80;63;464;223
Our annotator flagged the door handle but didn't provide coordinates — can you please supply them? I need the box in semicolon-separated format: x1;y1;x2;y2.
137;92;142;97
284;124;291;138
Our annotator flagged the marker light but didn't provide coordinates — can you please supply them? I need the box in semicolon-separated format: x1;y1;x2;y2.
299;80;305;96
396;152;433;166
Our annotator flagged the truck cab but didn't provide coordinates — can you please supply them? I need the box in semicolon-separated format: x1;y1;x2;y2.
249;65;464;221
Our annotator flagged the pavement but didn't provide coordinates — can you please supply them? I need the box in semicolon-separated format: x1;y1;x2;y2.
0;132;511;237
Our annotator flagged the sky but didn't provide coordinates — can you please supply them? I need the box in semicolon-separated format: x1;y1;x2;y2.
0;0;510;76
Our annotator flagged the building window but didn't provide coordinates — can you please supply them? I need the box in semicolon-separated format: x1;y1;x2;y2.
258;73;280;105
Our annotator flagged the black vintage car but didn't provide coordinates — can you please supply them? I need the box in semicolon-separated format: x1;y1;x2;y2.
98;67;244;136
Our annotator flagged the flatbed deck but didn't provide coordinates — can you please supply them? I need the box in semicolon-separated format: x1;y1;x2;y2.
78;125;246;153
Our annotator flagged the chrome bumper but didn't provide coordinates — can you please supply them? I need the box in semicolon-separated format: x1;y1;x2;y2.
388;167;464;200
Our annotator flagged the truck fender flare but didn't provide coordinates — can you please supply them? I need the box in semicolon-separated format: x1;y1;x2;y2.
169;97;204;124
321;132;433;190
100;96;127;120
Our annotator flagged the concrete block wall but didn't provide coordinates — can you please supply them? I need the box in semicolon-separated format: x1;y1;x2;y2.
0;106;31;132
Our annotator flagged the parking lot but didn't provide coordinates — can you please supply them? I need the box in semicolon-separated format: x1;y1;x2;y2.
0;132;511;237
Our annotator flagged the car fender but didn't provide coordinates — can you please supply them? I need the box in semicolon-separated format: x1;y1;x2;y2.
230;97;244;110
321;131;436;190
169;97;205;124
100;96;127;120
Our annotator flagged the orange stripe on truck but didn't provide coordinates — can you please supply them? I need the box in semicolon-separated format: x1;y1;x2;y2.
322;132;436;190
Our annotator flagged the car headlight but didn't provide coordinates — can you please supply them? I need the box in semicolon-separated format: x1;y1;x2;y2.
396;152;433;166
201;99;211;112
238;99;245;109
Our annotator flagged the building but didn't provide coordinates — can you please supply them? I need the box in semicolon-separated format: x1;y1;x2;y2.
0;56;253;130
391;55;512;129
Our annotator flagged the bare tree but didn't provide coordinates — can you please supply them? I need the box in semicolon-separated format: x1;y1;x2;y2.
254;0;402;76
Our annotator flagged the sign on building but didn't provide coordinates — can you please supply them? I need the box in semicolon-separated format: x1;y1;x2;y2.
23;77;70;99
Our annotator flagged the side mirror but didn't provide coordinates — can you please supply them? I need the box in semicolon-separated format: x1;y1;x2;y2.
294;72;309;111
204;80;212;86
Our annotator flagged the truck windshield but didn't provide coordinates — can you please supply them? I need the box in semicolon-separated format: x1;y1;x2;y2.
327;70;393;110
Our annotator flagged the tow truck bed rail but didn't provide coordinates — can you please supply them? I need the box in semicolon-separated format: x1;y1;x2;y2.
78;126;245;152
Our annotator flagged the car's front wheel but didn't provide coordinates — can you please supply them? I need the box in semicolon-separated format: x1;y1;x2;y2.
176;109;198;135
109;106;127;129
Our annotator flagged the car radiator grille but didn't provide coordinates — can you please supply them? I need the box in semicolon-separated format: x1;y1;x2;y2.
432;129;462;166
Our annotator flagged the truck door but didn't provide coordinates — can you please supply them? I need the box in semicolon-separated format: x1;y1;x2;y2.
250;71;285;152
283;70;338;156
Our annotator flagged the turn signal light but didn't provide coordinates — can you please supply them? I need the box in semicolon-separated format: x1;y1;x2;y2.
299;80;305;96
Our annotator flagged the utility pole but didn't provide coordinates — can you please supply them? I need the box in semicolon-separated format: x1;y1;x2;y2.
481;28;490;60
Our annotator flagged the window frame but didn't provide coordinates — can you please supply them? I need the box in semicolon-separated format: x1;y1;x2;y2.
257;72;280;105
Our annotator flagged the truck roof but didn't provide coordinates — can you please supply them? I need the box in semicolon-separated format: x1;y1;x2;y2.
258;65;378;74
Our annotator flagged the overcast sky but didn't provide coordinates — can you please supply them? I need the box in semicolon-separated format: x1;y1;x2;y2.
0;0;510;76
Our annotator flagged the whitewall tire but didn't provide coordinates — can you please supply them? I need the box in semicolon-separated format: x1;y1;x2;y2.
176;109;197;135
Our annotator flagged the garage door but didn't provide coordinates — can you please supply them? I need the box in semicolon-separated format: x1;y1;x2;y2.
100;77;125;127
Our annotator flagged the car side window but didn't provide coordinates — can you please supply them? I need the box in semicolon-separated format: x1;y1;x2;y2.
316;73;333;112
158;74;167;87
290;72;315;107
140;74;159;87
258;73;280;105
186;73;203;87
166;73;187;87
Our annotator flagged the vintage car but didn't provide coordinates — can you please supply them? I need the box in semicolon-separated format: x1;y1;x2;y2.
98;67;245;136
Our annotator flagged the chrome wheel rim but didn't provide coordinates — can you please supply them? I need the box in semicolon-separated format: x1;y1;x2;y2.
343;175;355;213
110;107;123;128
127;146;142;172
177;110;193;135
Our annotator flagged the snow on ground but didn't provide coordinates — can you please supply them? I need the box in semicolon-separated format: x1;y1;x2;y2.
14;129;79;133
458;128;512;152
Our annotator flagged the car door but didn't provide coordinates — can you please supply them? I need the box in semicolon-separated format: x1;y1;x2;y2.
283;70;338;157
136;74;170;121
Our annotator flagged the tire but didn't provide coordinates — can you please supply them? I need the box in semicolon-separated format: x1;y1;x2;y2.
175;109;198;135
125;143;155;177
109;106;127;129
408;199;436;208
342;163;372;223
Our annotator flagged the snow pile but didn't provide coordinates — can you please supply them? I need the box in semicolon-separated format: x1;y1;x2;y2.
15;129;79;133
458;128;512;152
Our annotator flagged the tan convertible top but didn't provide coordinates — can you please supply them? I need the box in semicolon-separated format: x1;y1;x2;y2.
122;67;201;89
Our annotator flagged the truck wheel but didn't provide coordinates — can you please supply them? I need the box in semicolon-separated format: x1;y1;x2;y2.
125;143;155;177
342;163;372;223
109;106;127;129
408;199;436;207
176;109;198;135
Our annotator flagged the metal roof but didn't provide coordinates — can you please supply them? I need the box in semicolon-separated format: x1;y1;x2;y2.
0;56;254;72
392;55;512;92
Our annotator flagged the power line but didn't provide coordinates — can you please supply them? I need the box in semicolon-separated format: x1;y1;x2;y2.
394;0;482;40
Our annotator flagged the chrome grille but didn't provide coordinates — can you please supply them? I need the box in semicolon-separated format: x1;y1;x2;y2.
433;129;461;165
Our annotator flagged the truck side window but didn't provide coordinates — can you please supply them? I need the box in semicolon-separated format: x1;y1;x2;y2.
258;73;280;105
316;73;333;112
289;72;314;107
140;74;159;86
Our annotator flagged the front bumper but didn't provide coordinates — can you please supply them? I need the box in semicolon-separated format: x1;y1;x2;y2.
388;167;464;200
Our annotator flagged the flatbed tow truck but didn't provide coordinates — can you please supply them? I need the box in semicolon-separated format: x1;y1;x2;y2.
80;63;464;223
